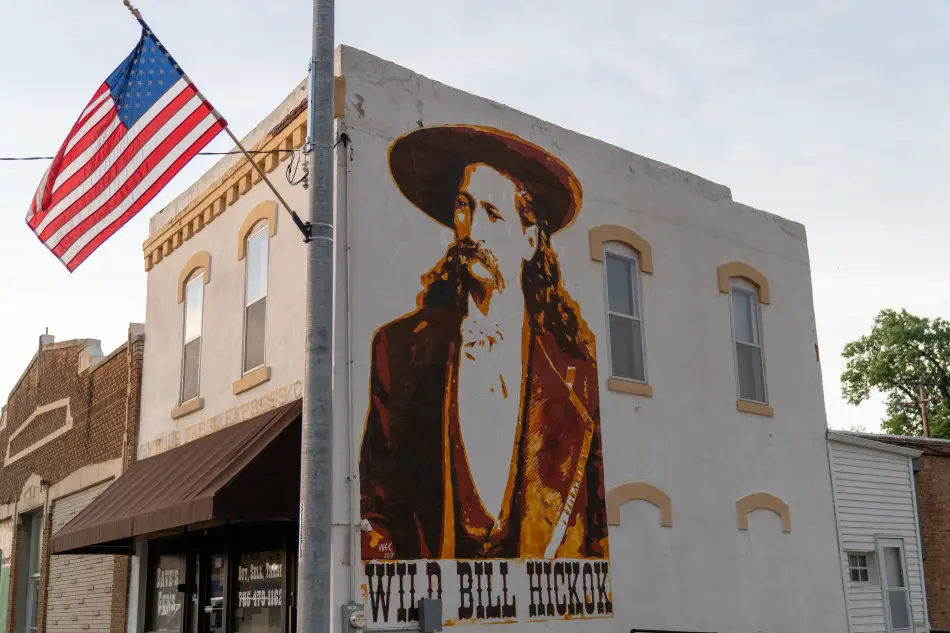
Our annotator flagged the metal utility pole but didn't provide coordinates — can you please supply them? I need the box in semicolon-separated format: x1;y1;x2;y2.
298;0;335;632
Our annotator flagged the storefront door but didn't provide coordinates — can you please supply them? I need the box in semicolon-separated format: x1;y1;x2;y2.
146;525;293;633
202;552;228;633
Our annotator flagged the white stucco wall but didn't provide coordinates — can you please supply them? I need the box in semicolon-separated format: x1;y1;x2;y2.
137;45;848;633
339;47;847;632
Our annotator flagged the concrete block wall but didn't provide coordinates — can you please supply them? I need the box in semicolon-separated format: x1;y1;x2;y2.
45;483;114;633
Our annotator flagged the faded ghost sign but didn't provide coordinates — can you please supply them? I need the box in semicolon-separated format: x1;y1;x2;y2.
358;125;611;628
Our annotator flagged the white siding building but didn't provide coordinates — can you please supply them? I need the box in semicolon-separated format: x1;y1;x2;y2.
829;432;930;633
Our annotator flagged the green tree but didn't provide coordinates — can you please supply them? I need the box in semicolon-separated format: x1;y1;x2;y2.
841;309;950;438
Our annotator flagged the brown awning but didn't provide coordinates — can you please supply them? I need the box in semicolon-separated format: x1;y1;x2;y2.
52;400;302;555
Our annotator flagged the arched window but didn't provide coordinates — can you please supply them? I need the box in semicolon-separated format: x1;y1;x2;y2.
718;262;771;413
604;243;646;383
243;221;269;374
180;271;204;404
590;225;654;396
729;278;766;404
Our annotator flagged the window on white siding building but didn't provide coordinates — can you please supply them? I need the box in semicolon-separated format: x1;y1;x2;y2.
848;552;871;582
729;279;767;403
604;248;646;382
180;274;204;403
243;222;269;374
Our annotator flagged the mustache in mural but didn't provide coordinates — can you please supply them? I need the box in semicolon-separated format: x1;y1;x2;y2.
458;238;506;315
419;238;506;314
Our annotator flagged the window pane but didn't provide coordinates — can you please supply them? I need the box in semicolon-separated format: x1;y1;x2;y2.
28;514;42;573
182;338;201;402
233;549;285;633
887;590;911;629
147;554;185;633
606;254;635;316
184;277;204;343
207;555;226;633
246;228;269;305
884;547;905;588
244;298;266;373
609;314;645;382
736;342;766;402
731;287;758;344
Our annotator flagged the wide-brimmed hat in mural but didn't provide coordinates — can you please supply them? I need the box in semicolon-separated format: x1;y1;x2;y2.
388;125;583;234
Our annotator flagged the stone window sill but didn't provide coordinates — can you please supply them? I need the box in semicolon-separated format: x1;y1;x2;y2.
736;399;773;417
607;378;653;397
233;366;271;395
171;397;204;420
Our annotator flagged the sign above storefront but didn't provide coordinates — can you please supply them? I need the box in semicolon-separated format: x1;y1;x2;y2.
139;380;303;458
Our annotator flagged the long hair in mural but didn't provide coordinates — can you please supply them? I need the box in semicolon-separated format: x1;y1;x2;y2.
359;125;611;627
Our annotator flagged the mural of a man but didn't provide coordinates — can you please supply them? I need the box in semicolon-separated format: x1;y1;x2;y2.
360;125;608;561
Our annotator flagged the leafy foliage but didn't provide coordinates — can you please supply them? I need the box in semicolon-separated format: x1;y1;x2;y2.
841;309;950;438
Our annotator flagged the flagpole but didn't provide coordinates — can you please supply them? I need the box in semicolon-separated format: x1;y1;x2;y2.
120;0;311;240
120;3;337;631
299;0;336;631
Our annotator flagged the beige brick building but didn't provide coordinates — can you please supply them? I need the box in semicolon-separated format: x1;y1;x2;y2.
0;328;144;633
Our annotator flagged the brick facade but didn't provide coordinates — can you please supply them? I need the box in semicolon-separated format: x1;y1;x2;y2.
912;447;950;632
0;330;144;633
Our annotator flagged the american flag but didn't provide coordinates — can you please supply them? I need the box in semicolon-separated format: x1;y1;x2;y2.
26;27;226;271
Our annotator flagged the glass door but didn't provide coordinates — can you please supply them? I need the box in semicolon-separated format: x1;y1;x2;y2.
878;538;912;631
202;553;228;633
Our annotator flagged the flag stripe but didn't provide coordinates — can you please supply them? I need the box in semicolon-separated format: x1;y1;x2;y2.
65;99;115;155
43;81;194;223
79;88;110;121
59;85;110;147
38;82;197;239
64;121;222;271
53;105;216;256
54;119;125;193
60;113;122;172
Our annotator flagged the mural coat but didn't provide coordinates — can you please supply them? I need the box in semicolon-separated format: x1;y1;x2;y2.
358;125;611;627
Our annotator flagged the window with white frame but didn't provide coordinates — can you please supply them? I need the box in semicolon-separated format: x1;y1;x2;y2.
180;274;204;403
848;552;871;582
243;222;269;373
729;279;767;403
604;247;646;382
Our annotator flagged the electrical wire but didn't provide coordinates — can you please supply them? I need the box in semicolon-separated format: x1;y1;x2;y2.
0;149;289;161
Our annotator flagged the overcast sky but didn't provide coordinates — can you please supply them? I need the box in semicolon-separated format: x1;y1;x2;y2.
2;0;948;431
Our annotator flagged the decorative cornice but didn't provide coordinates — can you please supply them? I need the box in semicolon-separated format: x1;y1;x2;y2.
589;224;654;274
606;482;673;527
143;106;308;271
144;75;346;271
717;261;770;305
736;492;791;532
5;398;73;467
177;251;211;304
237;201;278;260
